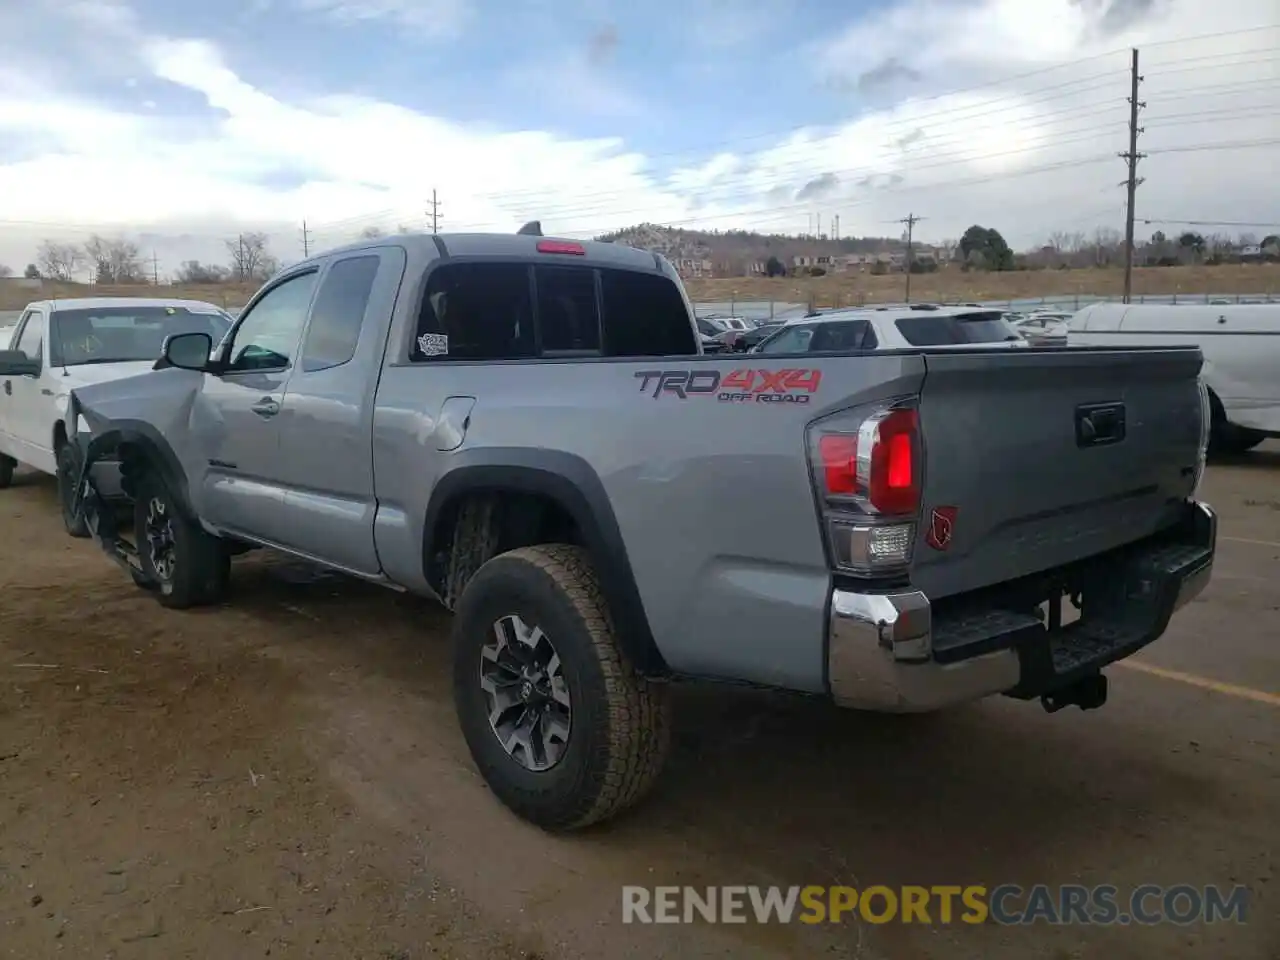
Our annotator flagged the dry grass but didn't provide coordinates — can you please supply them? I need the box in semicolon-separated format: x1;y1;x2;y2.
3;263;1278;312
683;263;1280;308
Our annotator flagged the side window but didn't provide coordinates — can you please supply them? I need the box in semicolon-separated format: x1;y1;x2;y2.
536;266;600;353
599;269;696;356
226;271;319;372
301;255;380;372
15;312;43;367
413;262;535;361
757;325;815;354
808;319;868;352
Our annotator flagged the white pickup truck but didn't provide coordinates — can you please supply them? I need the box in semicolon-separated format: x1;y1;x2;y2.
0;297;234;533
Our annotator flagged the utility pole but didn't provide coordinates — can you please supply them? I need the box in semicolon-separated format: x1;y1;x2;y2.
428;189;442;233
151;251;159;285
1120;47;1146;304
301;220;310;257
897;213;925;302
237;234;245;281
833;214;840;241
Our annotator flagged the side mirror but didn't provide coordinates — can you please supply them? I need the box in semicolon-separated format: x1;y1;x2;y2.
163;332;213;371
0;349;40;377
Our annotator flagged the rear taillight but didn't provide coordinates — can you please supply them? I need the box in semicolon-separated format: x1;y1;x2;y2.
817;408;920;514
810;403;922;577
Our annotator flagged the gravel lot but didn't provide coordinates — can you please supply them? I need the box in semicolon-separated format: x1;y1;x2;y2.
1;452;1276;959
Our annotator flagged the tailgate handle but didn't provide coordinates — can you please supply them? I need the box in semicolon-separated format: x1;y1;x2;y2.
1075;402;1126;447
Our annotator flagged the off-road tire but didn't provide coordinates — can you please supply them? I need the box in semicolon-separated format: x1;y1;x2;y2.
133;473;230;609
0;455;14;489
452;544;671;831
55;442;89;537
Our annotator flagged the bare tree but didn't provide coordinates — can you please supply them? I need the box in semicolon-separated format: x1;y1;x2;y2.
358;226;385;239
225;231;280;282
84;234;146;284
174;260;230;284
35;240;85;281
0;263;12;278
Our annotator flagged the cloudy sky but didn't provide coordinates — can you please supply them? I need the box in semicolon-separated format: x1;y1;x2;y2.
0;0;1276;276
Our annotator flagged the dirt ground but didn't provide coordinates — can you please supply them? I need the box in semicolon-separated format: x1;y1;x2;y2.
5;262;1279;312
1;454;1277;959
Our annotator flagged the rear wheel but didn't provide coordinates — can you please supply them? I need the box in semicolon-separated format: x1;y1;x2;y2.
133;474;230;608
55;442;89;537
451;544;671;831
0;455;14;489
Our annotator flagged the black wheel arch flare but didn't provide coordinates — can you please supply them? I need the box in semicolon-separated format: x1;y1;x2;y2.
421;448;668;677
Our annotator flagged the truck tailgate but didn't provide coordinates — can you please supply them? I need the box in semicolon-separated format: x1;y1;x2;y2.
912;346;1205;600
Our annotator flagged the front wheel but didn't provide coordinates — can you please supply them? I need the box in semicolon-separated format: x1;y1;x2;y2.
55;442;89;537
133;474;230;608
451;544;671;831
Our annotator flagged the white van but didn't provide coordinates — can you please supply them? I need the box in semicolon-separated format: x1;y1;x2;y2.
1067;302;1280;454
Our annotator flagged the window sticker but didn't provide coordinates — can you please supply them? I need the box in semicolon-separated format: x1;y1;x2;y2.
418;333;448;356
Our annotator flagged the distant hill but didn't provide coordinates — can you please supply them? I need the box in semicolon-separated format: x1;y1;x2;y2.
594;223;912;271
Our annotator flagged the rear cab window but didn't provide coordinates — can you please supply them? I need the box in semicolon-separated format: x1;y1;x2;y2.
894;310;1019;346
412;260;696;361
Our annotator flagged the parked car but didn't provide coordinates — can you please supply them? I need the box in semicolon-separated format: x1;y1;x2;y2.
694;317;727;353
1067;301;1280;454
700;313;756;333
750;306;1028;353
0;297;235;532
1012;313;1072;346
722;320;785;352
66;230;1216;833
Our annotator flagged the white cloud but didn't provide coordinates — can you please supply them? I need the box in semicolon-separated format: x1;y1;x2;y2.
290;0;472;39
0;0;1275;277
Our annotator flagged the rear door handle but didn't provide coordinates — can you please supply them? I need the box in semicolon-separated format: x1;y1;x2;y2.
250;397;280;418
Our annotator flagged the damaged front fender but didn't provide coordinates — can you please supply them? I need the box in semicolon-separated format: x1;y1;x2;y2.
67;367;208;576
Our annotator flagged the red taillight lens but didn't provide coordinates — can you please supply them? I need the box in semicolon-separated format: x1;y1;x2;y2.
536;239;586;255
814;408;919;515
868;409;919;515
818;434;858;495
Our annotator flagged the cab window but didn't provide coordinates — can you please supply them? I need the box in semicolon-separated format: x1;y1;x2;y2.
225;271;319;372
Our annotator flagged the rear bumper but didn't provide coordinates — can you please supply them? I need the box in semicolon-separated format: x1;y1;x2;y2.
827;499;1216;712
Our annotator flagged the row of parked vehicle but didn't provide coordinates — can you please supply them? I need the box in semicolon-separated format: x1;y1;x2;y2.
694;299;1279;455
0;229;1228;833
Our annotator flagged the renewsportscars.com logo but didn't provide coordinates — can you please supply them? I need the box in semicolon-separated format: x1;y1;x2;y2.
621;884;1251;926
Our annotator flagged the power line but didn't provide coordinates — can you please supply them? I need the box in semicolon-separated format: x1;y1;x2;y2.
1140;218;1280;228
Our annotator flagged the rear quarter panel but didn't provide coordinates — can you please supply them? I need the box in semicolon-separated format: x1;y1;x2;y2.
373;353;925;692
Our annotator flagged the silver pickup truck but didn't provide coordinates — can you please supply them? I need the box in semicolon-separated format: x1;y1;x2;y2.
68;230;1217;830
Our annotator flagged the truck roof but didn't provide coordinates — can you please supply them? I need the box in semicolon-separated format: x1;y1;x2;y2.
299;231;667;274
24;296;229;313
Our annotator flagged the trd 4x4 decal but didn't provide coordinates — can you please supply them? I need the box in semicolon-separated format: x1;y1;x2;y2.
633;368;822;404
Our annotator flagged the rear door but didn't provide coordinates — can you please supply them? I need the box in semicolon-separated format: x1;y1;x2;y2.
911;346;1205;600
274;248;404;574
